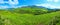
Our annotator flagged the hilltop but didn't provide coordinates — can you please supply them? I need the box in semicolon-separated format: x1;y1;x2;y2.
0;6;60;25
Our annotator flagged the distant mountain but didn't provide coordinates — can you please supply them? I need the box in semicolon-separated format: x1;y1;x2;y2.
21;5;46;8
2;5;59;11
20;5;60;11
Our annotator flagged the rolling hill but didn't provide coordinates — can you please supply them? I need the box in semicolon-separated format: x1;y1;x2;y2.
0;7;60;25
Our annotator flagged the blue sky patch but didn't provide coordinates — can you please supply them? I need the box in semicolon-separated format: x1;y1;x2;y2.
0;0;60;9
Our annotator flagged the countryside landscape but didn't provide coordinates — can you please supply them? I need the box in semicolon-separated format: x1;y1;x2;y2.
0;6;60;25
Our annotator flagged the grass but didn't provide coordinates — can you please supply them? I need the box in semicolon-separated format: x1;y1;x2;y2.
0;10;60;25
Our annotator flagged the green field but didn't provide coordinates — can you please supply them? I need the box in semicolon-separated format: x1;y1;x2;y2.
0;7;60;25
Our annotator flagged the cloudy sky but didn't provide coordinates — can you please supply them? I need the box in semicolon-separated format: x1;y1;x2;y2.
0;0;60;9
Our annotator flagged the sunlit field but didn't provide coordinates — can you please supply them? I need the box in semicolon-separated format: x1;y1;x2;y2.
0;7;60;25
0;0;60;25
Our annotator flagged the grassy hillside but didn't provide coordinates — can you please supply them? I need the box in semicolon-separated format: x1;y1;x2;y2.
0;7;60;25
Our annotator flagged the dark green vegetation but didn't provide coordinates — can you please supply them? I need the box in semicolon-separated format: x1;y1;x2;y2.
0;6;60;25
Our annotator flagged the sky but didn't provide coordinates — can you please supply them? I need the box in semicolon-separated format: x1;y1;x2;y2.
0;0;60;9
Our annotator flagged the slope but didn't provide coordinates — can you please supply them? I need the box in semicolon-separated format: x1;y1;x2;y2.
0;10;60;25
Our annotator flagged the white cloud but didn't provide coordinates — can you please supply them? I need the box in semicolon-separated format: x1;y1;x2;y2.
0;5;28;9
0;0;19;9
0;6;18;9
0;0;5;4
54;0;59;2
8;0;19;5
10;5;28;8
0;6;9;9
0;0;19;5
35;4;60;9
47;0;59;2
47;0;53;2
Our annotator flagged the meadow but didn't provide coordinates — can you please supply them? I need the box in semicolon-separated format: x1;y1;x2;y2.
0;6;60;25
